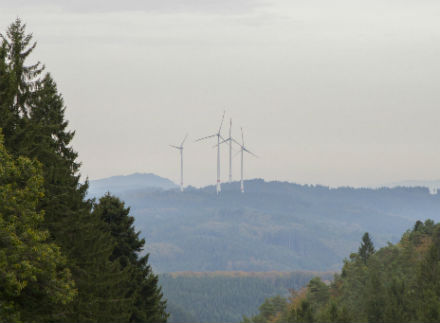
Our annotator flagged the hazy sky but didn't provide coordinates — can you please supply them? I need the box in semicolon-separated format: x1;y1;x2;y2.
1;0;440;187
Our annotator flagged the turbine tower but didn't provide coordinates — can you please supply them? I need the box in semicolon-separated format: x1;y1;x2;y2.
195;111;225;195
170;134;188;192
218;118;234;183
229;119;232;182
237;127;257;193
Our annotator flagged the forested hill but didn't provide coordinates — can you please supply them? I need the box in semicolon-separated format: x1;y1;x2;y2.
244;220;440;322
114;177;440;272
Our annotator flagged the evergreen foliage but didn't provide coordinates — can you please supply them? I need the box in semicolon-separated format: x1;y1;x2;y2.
0;19;167;322
243;220;440;323
160;271;333;323
358;233;375;265
93;194;168;322
0;134;76;323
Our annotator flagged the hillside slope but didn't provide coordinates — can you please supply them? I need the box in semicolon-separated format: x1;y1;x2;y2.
244;219;440;323
117;178;440;272
160;271;334;323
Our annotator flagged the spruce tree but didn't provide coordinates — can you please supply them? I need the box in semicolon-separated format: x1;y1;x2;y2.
0;32;21;153
93;194;168;322
0;18;43;157
0;18;43;116
0;19;162;322
0;42;16;141
0;133;76;323
358;232;375;265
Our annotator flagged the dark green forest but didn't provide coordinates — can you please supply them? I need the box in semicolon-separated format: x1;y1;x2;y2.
160;271;334;323
0;19;167;322
243;219;440;323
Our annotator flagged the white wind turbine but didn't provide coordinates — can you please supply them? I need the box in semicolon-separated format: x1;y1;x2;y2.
217;118;234;183
195;111;226;195
170;134;188;192
237;127;257;193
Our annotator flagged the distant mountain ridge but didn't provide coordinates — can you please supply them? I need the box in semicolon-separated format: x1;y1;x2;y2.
104;176;440;273
87;172;177;198
386;179;440;193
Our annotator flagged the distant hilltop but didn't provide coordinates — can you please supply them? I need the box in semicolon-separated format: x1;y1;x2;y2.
87;173;178;198
385;179;440;194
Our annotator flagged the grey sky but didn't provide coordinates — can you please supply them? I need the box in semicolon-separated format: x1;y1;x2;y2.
4;0;266;14
1;0;440;187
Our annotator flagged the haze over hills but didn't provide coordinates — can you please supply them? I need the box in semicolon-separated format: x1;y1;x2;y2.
91;173;440;272
87;172;177;197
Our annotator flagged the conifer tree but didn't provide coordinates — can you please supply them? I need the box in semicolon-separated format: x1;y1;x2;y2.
0;18;43;116
0;37;19;150
93;194;168;322
0;19;167;322
358;232;375;265
0;18;43;157
0;133;76;323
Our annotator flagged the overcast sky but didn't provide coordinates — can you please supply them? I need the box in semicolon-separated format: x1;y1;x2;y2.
1;0;440;188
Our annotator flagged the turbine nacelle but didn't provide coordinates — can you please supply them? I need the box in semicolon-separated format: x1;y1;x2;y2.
170;133;188;150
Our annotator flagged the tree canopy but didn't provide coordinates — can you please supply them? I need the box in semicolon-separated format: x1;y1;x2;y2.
0;134;76;322
243;220;440;323
0;18;167;323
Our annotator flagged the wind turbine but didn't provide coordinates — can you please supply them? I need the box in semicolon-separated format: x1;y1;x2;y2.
195;111;226;195
237;127;257;193
170;134;188;192
217;118;234;183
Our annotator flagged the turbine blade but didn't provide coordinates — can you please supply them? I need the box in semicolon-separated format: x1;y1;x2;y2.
241;127;244;146
244;148;258;158
195;134;216;142
181;133;189;146
213;138;229;147
169;145;180;149
218;110;226;133
231;137;242;147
